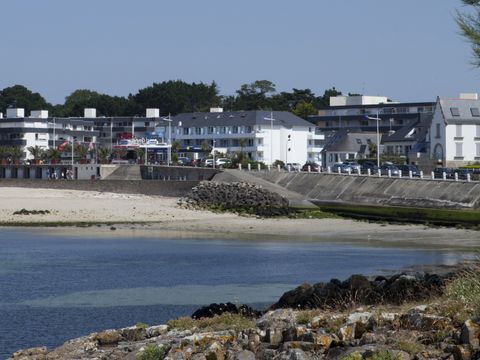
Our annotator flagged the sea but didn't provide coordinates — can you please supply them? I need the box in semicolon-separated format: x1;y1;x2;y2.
0;228;472;359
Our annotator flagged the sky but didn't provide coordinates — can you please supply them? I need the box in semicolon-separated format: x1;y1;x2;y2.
2;0;479;105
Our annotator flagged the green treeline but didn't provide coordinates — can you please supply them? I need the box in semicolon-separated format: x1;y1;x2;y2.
0;80;349;120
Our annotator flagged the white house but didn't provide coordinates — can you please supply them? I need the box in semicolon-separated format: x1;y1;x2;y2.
430;94;480;167
172;109;324;165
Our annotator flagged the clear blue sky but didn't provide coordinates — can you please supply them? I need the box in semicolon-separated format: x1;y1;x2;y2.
2;0;479;105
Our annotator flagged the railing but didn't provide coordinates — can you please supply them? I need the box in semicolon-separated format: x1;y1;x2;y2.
234;164;480;183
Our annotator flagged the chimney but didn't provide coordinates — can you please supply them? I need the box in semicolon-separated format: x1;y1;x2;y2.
146;108;160;118
84;108;97;118
30;110;49;119
459;93;478;100
6;108;25;118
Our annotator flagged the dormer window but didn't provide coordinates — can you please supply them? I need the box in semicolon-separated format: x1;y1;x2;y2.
450;107;460;117
471;107;480;117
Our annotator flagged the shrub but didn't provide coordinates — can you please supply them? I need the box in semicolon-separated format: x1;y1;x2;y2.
444;262;480;318
366;351;400;360
341;352;362;360
136;344;169;360
167;313;255;332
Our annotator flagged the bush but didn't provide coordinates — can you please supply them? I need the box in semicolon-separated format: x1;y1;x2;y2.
167;313;255;332
136;344;169;360
444;261;480;318
366;351;400;360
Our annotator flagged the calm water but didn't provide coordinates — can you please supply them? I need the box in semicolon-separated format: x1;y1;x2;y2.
0;228;471;358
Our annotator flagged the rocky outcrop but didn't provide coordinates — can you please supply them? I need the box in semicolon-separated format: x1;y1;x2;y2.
192;303;262;319
179;181;290;216
271;272;450;310
11;306;480;360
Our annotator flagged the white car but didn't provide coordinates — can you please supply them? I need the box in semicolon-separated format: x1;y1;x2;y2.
285;163;301;171
216;158;230;168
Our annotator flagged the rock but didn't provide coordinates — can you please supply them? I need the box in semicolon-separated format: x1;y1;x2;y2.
461;320;480;349
120;325;147;342
312;333;333;349
257;309;297;330
346;312;373;325
192;302;261;319
265;328;283;347
146;324;169;338
287;348;309;360
338;323;356;341
12;346;48;359
206;342;225;360
95;329;122;345
234;350;255;360
449;344;473;360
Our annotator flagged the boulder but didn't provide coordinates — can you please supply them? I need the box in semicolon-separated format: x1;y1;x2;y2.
461;320;480;349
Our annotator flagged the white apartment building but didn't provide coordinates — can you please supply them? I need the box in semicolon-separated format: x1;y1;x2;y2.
172;109;324;165
430;93;480;167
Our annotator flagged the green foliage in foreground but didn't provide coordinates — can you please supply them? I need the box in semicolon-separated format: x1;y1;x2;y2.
316;204;480;229
136;344;169;360
167;313;255;332
445;261;480;318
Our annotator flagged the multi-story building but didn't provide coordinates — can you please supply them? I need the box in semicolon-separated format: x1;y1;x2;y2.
430;93;480;167
311;95;435;166
171;109;324;165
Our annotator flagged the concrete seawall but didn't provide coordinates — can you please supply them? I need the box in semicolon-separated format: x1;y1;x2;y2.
245;171;480;210
0;179;199;197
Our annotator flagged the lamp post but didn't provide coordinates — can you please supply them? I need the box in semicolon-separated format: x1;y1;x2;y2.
365;110;381;169
264;112;275;165
285;134;291;164
212;139;216;169
161;114;173;166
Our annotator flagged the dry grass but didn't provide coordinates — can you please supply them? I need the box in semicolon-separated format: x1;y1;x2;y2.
167;313;255;333
444;260;480;319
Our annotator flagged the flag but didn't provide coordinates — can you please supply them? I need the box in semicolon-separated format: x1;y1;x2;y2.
88;142;94;151
58;140;69;151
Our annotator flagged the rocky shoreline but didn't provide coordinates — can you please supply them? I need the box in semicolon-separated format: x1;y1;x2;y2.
10;267;480;360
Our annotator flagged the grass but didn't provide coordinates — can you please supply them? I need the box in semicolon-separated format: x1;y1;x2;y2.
136;344;170;360
366;351;400;360
167;313;255;333
444;261;480;319
314;203;480;229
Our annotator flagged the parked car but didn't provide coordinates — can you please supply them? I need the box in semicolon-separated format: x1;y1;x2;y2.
284;163;301;171
216;158;231;168
331;163;352;173
204;159;214;167
361;161;378;174
398;164;420;177
342;161;361;172
379;163;400;176
177;157;191;166
301;162;320;172
433;167;455;179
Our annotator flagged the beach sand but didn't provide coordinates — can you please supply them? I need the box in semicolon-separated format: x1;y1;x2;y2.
0;187;479;248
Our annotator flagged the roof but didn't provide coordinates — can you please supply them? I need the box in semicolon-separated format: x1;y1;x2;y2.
172;111;313;128
438;97;480;125
322;130;377;153
383;113;432;143
317;101;435;111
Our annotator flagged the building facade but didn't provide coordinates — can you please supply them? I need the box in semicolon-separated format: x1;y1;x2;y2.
430;94;480;167
171;109;324;165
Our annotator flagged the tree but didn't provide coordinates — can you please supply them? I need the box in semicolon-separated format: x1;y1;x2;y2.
200;140;211;154
75;144;89;163
234;80;277;110
315;87;342;108
457;0;480;66
293;101;318;120
171;141;181;153
97;147;111;164
132;80;220;115
0;85;52;114
26;145;45;164
45;148;62;164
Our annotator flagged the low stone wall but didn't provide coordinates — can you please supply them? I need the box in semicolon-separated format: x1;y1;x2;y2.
140;166;220;181
0;179;198;197
250;172;480;209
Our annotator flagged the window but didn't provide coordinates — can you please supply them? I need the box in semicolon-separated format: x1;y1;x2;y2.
455;142;463;158
450;107;460;117
356;138;362;144
471;108;480;117
436;123;441;138
476;143;480;158
208;126;214;134
232;126;238;134
477;125;480;138
35;133;39;140
183;128;188;135
455;124;463;138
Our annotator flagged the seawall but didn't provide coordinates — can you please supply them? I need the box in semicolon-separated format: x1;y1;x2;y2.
243;171;480;210
0;179;199;197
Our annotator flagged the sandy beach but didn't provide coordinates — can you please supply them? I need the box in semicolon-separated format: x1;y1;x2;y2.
0;187;479;248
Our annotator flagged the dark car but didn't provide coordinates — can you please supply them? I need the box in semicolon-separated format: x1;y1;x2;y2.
433;167;455;179
331;163;352;173
398;164;420;177
361;161;378;174
343;161;361;172
379;164;400;176
301;162;320;172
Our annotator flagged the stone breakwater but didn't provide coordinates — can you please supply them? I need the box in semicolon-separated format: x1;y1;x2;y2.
178;182;290;216
10;269;480;360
